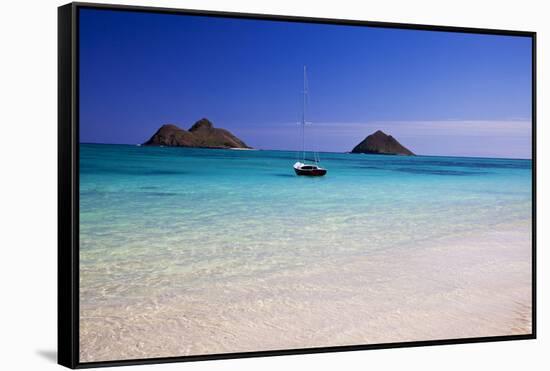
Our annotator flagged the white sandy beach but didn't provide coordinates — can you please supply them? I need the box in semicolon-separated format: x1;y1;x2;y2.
79;221;531;362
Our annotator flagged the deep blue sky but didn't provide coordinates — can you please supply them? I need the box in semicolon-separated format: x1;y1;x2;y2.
79;8;532;158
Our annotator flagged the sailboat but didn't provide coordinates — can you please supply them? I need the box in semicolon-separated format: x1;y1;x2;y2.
293;66;327;176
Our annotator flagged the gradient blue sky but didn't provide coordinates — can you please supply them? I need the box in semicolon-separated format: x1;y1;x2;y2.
79;8;533;158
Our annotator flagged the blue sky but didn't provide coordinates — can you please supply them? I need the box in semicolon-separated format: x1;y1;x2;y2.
79;8;533;158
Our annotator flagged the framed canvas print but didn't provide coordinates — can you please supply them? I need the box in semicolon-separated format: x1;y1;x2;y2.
58;2;536;368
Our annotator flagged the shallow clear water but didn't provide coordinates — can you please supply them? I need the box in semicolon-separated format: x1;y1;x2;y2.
79;143;532;306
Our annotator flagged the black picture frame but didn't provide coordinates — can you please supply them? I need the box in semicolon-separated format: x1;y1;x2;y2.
58;2;537;369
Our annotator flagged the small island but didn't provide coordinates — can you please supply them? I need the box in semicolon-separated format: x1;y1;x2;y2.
351;130;414;156
143;118;250;149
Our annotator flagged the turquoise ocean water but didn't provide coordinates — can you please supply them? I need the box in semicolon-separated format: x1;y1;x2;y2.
79;143;532;306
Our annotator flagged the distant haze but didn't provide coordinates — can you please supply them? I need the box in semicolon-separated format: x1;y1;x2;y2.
240;120;532;159
80;9;533;159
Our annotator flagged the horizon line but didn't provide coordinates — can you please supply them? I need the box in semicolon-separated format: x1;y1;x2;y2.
79;141;533;161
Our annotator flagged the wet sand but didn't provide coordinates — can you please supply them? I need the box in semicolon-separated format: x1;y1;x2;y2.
80;222;532;362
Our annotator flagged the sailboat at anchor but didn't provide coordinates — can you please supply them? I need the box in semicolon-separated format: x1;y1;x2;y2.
293;66;327;177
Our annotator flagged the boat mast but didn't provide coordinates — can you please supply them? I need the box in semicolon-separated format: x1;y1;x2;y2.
302;65;307;162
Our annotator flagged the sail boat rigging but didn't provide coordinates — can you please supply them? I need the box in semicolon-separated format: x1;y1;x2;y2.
293;66;327;176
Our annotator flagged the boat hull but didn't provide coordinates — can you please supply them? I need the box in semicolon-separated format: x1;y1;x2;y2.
294;168;327;176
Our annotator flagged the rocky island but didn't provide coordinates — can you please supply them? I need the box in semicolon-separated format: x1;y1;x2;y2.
143;118;250;149
351;130;414;156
